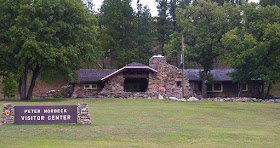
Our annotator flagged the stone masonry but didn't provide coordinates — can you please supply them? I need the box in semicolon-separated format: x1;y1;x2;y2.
0;104;15;125
77;103;91;125
148;56;193;99
99;73;125;94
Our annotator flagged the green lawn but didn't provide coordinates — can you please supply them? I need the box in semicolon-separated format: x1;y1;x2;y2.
0;98;280;148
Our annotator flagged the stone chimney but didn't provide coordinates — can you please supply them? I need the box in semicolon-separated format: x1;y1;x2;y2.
149;54;167;70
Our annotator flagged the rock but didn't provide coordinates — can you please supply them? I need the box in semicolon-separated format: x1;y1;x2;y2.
77;93;86;98
178;98;187;102
159;95;164;100
169;97;179;101
187;97;199;101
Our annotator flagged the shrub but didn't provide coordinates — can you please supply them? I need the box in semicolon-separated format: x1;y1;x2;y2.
2;73;17;98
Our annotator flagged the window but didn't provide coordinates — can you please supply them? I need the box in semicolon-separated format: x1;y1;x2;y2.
207;83;223;92
177;81;182;87
84;84;97;90
240;84;248;91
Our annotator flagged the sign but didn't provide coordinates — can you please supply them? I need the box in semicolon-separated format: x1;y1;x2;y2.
15;106;77;124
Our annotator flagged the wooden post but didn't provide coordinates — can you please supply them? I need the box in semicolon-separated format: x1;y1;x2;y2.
182;36;185;99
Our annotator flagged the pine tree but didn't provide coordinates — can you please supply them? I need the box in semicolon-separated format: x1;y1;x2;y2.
156;0;172;55
136;0;154;64
100;0;137;67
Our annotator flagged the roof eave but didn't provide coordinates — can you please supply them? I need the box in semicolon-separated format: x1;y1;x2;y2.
100;66;157;81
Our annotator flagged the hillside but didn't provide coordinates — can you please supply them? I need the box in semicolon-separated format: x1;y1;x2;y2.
0;77;67;98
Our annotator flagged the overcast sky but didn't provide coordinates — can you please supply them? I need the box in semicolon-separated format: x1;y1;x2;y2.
92;0;260;16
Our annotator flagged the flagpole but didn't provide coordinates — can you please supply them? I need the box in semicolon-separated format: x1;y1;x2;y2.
182;35;185;99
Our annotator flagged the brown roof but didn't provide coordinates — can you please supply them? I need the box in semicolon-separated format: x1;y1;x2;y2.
126;62;147;66
72;69;117;83
184;69;234;81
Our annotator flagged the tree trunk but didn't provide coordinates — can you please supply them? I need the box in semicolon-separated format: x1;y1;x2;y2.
26;65;40;100
238;83;242;97
260;83;265;99
265;84;272;99
19;69;28;100
201;71;208;98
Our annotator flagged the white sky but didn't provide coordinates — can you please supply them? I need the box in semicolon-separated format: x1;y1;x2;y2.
92;0;260;17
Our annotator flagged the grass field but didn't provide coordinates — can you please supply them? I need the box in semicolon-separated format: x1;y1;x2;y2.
0;98;280;148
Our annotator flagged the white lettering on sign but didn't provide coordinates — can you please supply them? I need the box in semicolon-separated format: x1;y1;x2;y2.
47;115;71;120
43;109;67;114
20;116;45;121
23;109;41;114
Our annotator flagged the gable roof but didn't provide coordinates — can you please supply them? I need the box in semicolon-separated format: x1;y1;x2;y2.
185;69;234;81
100;62;157;81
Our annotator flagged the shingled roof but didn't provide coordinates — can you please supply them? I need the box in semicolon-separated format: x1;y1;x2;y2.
126;62;147;66
72;69;117;83
185;69;234;81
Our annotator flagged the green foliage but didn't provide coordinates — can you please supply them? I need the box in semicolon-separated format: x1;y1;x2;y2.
174;0;241;97
136;2;155;64
0;0;100;100
156;0;173;55
221;3;280;97
99;0;137;67
2;73;17;97
177;0;240;72
164;31;182;66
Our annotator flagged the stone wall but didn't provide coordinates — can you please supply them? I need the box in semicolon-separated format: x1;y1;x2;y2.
72;84;101;98
97;92;160;99
148;56;193;99
99;73;125;93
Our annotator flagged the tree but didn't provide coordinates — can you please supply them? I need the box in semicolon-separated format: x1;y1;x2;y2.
0;0;100;100
210;0;248;6
136;1;154;64
99;0;137;67
176;0;241;97
221;3;280;98
169;0;191;31
164;0;191;66
260;0;280;7
156;0;173;55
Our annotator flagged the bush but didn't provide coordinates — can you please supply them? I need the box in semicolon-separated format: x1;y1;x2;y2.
2;73;17;98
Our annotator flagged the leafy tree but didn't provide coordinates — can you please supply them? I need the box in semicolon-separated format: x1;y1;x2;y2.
99;0;137;67
221;3;280;98
2;73;17;98
0;0;100;100
260;0;280;7
176;0;241;97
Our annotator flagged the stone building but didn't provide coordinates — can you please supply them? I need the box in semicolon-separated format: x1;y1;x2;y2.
71;55;193;99
70;55;262;99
